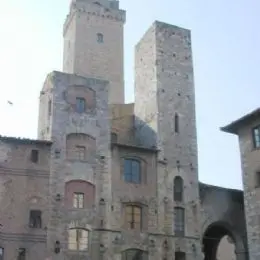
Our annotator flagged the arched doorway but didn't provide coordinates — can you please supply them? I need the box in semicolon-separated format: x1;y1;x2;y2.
202;222;246;260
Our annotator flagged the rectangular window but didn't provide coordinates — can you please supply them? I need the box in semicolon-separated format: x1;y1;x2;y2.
174;207;185;236
30;150;39;163
124;159;141;184
256;172;260;188
175;252;186;260
76;97;86;113
0;248;3;260
68;229;89;251
75;146;86;161
253;125;260;148
73;193;84;209
29;210;42;228
18;248;26;260
125;205;142;230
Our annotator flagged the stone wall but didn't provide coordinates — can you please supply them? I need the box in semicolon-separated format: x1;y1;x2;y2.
0;137;51;259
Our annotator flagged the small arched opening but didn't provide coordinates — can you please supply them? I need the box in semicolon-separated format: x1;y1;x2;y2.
202;222;246;260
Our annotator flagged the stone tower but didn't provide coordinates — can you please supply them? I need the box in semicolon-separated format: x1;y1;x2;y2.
38;72;111;259
222;108;260;260
134;21;203;259
63;0;126;104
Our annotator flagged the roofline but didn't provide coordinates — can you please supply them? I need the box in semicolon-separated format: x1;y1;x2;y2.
0;136;52;146
111;142;159;153
199;182;243;193
221;108;260;134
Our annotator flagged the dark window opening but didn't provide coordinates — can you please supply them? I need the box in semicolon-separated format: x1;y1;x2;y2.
256;172;260;188
175;113;179;133
30;150;39;163
97;33;104;43
123;159;141;184
174;176;184;202
0;248;3;260
48;100;52;117
253;125;260;148
17;248;26;260
76;97;86;113
111;133;118;143
122;249;148;260
29;210;42;229
174;207;185;236
175;252;186;260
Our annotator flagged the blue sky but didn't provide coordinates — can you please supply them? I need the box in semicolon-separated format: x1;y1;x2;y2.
0;0;258;189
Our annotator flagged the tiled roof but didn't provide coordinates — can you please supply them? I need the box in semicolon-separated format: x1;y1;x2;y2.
0;135;52;146
221;108;260;134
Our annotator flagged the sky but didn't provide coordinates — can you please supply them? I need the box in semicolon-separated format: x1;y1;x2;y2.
0;0;259;189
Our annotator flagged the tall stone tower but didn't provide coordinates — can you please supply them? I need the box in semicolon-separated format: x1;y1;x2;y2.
222;109;260;260
63;0;126;104
134;21;203;259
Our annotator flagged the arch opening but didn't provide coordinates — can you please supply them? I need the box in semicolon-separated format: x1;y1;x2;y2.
203;222;236;260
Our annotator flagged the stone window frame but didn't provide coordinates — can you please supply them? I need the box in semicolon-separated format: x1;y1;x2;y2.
121;157;147;185
122;249;148;260
75;145;86;161
174;207;185;237
252;125;260;149
68;228;90;251
174;176;184;202
122;202;148;232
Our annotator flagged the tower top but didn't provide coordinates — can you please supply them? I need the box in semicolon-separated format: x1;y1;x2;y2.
71;0;120;10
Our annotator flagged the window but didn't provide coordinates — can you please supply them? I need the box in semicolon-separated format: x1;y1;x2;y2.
174;176;184;202
124;159;141;184
175;113;179;133
174;207;185;236
125;205;142;230
30;150;39;163
18;248;26;260
76;97;86;113
48;100;52;117
68;228;89;251
0;248;3;260
29;210;42;228
73;193;84;208
97;33;104;43
75;146;86;161
175;252;186;260
256;172;260;188
111;133;118;143
253;125;260;148
122;249;148;260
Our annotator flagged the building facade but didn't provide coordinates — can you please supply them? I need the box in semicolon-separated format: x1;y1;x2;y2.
0;0;254;260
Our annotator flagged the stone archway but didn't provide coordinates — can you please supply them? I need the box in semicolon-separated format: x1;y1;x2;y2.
202;222;247;260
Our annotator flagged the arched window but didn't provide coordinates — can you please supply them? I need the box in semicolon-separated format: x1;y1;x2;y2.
174;113;179;133
123;159;141;184
174;176;183;202
68;228;89;250
122;249;148;260
97;33;104;43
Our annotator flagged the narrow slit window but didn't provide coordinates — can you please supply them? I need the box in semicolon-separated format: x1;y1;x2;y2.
97;33;104;43
31;150;39;163
175;113;179;133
